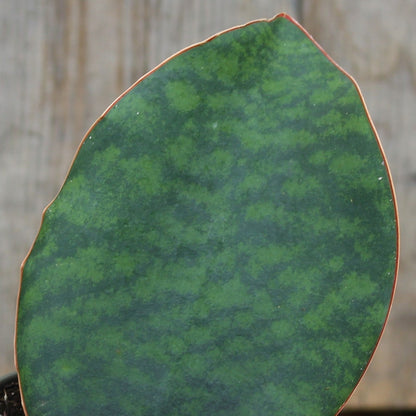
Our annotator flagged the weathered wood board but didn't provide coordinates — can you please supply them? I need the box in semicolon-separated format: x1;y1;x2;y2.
1;0;414;409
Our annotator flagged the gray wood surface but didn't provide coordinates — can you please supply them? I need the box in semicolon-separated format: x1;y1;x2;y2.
0;0;414;409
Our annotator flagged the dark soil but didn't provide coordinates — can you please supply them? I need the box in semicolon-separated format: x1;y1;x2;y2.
0;374;23;416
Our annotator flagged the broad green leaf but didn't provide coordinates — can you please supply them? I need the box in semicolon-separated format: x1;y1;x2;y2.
16;13;398;416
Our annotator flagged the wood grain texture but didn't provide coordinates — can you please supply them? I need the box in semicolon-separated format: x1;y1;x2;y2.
302;0;416;409
0;0;414;410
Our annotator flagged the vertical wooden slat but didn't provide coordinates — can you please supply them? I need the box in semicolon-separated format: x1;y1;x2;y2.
0;0;298;375
302;0;416;408
0;0;51;375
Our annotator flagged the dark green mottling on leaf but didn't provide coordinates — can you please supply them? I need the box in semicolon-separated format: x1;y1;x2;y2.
16;15;397;416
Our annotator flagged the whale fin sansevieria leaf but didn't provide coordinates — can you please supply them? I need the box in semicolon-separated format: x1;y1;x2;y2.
16;13;398;416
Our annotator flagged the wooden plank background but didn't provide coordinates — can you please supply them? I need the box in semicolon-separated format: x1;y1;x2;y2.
0;0;414;410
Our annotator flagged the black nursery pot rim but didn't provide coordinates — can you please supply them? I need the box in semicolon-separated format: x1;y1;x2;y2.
1;372;23;416
0;372;18;389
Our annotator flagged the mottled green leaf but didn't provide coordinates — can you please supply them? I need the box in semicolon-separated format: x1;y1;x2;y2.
16;14;398;416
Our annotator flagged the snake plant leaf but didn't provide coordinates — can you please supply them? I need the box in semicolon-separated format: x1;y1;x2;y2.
16;13;398;416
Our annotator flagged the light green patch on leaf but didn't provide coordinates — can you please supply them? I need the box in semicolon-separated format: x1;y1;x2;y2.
329;153;365;177
204;275;249;309
165;80;200;112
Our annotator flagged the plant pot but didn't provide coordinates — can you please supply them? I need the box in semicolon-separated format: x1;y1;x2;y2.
0;373;23;416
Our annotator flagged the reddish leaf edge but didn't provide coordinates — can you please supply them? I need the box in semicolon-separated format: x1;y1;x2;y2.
13;12;400;416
